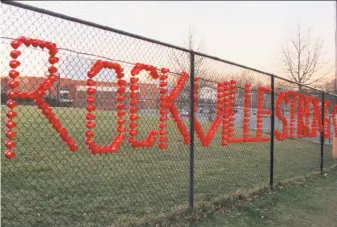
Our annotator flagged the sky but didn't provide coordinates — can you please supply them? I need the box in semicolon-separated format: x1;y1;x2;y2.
1;1;336;84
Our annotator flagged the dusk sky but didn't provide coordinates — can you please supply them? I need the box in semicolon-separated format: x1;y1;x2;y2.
1;1;335;84
23;1;335;71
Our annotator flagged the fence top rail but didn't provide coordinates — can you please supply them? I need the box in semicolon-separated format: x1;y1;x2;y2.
2;0;337;97
272;75;337;97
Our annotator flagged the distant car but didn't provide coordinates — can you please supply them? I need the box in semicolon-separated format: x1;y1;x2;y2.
200;108;210;114
181;109;189;116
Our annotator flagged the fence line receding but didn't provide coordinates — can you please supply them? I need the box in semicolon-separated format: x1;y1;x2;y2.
1;2;336;226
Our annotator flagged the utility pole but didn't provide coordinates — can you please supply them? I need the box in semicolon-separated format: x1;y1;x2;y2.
334;0;337;93
335;0;337;93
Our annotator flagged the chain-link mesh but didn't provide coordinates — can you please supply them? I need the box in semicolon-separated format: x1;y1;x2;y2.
0;3;192;226
1;2;336;227
274;79;337;183
192;55;272;202
274;79;321;183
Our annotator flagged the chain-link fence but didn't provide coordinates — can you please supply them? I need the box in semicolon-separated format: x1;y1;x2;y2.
1;2;337;226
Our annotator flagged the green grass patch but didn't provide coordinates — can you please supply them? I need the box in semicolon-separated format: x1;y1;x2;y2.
1;105;336;226
190;166;337;227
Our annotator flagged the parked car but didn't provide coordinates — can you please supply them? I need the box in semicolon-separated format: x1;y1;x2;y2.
199;108;210;114
181;109;189;116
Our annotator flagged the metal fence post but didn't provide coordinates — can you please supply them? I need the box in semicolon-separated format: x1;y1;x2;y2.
269;75;275;189
329;115;332;145
320;92;325;175
189;51;195;210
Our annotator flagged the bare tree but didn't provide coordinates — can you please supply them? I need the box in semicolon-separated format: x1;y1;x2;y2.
171;27;207;111
321;77;337;93
279;24;332;90
172;26;205;76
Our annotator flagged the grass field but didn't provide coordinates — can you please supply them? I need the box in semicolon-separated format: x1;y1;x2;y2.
1;105;336;226
193;166;337;227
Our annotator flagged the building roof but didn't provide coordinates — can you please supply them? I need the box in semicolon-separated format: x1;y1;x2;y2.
76;85;139;92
